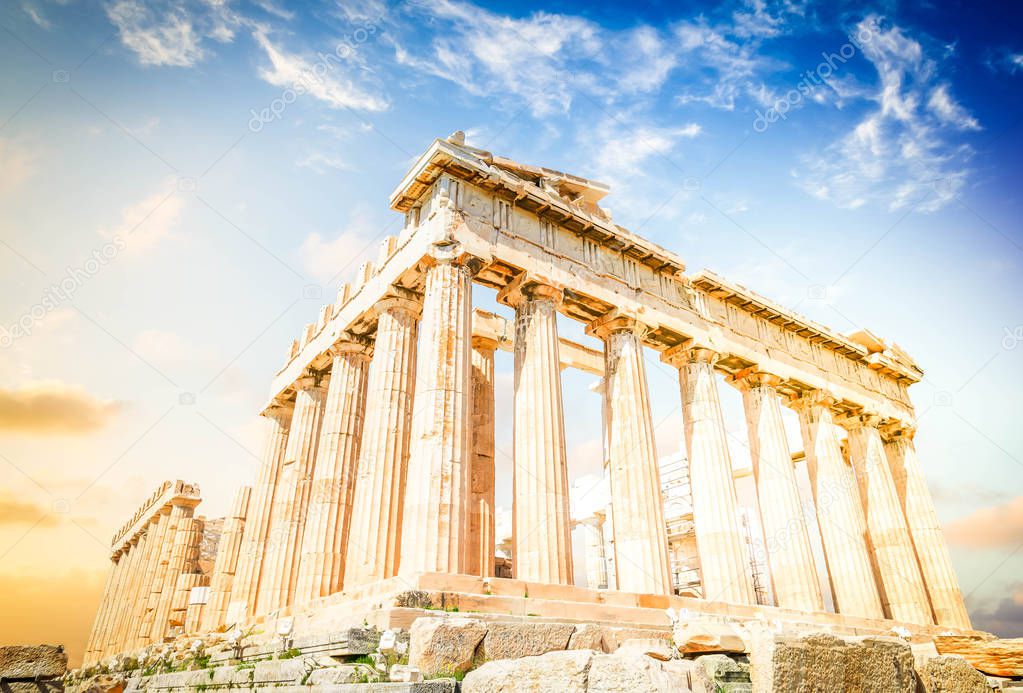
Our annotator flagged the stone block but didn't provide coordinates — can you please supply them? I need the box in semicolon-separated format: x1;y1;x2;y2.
935;635;1023;677
461;649;593;693
690;654;751;693
616;638;675;661
919;655;989;692
674;620;748;654
479;622;575;661
390;664;423;682
409;617;487;678
567;624;608;653
587;652;693;692
0;645;67;679
749;632;917;693
305;664;376;685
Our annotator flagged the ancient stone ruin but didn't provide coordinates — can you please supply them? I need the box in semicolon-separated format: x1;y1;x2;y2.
75;133;1022;691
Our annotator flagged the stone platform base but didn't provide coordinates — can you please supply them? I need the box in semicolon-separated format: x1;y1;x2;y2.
257;572;978;644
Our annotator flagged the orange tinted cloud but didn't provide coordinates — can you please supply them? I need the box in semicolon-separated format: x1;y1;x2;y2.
946;496;1023;548
0;495;58;527
0;381;121;433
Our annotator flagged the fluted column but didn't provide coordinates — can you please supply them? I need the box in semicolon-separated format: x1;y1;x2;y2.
126;512;170;649
203;486;251;630
665;344;754;605
588;313;670;595
502;281;573;585
468;335;497;577
229;405;292;620
881;423;971;629
843;413;933;624
140;504;187;643
152;509;201;641
88;549;127;662
400;250;476;576
730;370;823;612
345;296;420;586
84;556;119;664
104;537;141;655
296;340;371;602
790;391;884;619
260;375;327;612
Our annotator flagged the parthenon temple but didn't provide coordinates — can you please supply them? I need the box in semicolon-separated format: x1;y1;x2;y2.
84;132;975;666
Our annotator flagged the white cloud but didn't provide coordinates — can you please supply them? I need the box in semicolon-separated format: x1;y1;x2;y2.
106;0;206;67
252;29;389;112
131;329;208;366
928;84;981;131
796;15;980;213
296;151;349;173
0;137;36;195
297;209;379;282
21;1;51;29
592;121;701;179
99;183;183;255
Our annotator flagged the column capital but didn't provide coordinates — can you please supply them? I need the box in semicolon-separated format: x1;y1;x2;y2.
496;274;562;308
585;310;652;341
726;367;783;391
423;242;485;274
786;388;838;413
836;411;882;431
660;340;720;368
328;333;373;359
471;335;500;351
373;293;423;321
879;420;917;442
294;372;327;392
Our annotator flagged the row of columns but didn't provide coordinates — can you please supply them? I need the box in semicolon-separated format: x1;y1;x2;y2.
217;251;967;633
84;496;204;665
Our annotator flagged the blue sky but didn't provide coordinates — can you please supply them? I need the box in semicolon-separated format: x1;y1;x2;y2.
1;0;1021;660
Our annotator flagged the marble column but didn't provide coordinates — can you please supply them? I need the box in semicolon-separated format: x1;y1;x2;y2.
665;344;754;605
152;511;202;641
203;486;251;630
588;314;671;595
730;370;823;612
104;537;141;655
229;405;292;620
583;514;609;590
344;297;420;586
90;548;127;661
503;282;573;585
84;556;119;664
296;340;371;603
790;391;884;619
843;413;933;624
468;335;497;578
140;504;187;643
126;513;170;649
260;375;327;612
881;423;971;629
400;251;476;576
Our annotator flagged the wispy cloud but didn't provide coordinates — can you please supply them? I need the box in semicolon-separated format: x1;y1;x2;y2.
297;207;379;282
21;1;51;30
0;137;36;195
946;495;1023;549
796;15;981;212
106;0;207;67
252;29;389;112
0;381;122;434
98;183;183;255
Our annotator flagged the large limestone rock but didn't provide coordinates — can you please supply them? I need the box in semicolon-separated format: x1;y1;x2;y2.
749;632;917;693
919;655;989;692
674;621;748;655
935;634;1023;677
479;622;575;660
82;674;125;693
587;652;692;692
0;645;67;678
462;649;593;693
568;623;608;652
409;617;487;678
